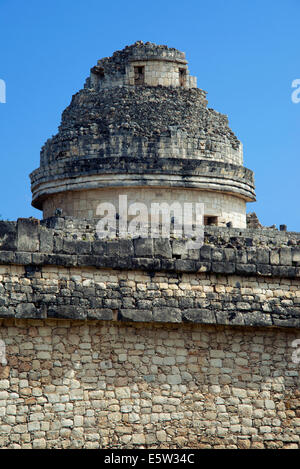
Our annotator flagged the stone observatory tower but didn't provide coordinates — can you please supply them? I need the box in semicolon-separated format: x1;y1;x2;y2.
1;42;299;450
30;41;255;228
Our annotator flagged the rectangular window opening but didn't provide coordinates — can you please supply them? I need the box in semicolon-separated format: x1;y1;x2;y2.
179;68;187;86
204;216;218;226
134;66;145;85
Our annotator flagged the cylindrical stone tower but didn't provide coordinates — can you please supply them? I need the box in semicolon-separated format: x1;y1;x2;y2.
30;41;256;228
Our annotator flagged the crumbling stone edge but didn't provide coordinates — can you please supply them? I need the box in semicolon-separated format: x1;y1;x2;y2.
0;218;299;328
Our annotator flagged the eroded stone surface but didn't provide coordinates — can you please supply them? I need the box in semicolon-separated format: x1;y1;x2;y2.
0;319;299;449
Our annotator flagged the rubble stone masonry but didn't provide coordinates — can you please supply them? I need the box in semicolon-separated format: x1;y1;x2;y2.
0;219;299;448
0;319;299;449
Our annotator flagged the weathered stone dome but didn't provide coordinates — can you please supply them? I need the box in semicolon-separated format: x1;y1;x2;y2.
30;41;255;227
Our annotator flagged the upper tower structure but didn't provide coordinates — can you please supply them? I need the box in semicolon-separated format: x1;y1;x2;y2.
30;41;256;228
89;40;197;89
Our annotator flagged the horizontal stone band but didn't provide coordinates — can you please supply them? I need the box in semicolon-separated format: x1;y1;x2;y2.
31;157;256;209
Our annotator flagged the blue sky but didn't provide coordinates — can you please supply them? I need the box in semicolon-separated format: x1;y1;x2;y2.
0;0;299;230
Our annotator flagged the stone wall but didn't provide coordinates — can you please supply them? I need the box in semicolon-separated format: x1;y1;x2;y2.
89;41;197;90
31;156;254;214
0;319;299;449
0;219;300;449
0;262;300;328
42;187;247;227
126;60;197;89
94;60;197;90
35;86;241;168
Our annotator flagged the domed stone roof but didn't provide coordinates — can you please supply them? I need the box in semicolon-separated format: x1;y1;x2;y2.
30;41;255;227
